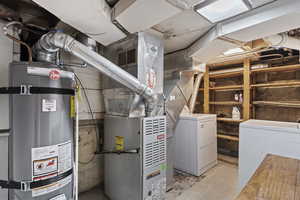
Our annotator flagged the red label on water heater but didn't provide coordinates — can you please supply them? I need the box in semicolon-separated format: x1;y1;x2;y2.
49;70;60;80
157;134;165;140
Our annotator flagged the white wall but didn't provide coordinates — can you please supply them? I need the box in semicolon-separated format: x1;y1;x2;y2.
0;21;13;200
78;125;104;193
61;51;105;192
0;22;13;130
61;52;105;120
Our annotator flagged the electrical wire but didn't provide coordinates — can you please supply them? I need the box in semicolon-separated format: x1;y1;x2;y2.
74;73;101;165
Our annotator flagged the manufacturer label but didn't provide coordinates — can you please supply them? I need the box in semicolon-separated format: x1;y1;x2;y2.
49;70;60;80
70;96;75;118
50;194;66;200
32;141;72;197
115;136;124;151
157;134;165;140
42;99;57;112
32;145;58;180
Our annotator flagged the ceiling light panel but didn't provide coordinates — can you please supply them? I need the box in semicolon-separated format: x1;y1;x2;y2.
223;47;245;55
196;0;249;23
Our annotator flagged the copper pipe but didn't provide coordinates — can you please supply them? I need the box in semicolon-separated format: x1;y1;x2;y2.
3;21;33;64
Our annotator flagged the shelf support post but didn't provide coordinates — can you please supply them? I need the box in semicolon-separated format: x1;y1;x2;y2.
243;58;251;120
204;65;210;114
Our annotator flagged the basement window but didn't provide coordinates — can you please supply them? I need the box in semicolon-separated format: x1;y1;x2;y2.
195;0;250;23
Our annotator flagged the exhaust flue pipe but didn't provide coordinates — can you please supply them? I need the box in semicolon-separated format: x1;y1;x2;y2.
39;31;155;104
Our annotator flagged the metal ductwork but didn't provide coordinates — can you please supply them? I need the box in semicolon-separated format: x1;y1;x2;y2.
264;33;300;51
39;32;155;104
189;0;300;63
32;0;126;45
112;0;181;33
33;34;60;64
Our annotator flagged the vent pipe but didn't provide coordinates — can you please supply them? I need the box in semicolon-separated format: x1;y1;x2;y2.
264;33;300;51
38;31;156;107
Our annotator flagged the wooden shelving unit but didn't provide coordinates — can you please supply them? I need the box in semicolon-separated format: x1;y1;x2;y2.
200;58;250;158
198;61;300;158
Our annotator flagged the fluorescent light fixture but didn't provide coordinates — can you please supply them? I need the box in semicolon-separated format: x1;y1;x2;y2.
195;0;250;23
223;47;245;55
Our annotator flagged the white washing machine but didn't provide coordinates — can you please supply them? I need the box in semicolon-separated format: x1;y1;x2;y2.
174;114;217;176
239;120;300;190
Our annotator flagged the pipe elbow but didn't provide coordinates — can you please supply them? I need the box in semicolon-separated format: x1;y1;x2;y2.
41;31;75;52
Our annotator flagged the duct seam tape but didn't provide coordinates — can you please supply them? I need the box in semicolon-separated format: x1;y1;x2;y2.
50;194;66;200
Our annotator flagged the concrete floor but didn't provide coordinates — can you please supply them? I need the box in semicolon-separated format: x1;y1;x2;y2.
79;161;239;200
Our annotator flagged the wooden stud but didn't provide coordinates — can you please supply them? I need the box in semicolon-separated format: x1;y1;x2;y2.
204;65;210;114
243;58;251;120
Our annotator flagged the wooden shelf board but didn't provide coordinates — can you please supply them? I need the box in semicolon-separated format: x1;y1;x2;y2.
210;71;243;79
251;81;300;88
210;101;242;106
217;118;244;123
217;134;239;142
253;101;300;108
210;85;243;91
251;64;300;73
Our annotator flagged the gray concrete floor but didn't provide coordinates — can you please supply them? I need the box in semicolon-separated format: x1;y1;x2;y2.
79;161;239;200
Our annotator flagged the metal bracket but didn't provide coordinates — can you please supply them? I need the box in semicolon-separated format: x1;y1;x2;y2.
27;85;32;95
20;181;31;192
20;85;32;95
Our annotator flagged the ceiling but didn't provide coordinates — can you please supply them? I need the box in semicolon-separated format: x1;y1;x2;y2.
0;0;290;61
150;0;276;53
152;9;213;53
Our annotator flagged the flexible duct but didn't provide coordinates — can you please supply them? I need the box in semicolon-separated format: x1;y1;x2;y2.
264;33;300;51
38;32;155;105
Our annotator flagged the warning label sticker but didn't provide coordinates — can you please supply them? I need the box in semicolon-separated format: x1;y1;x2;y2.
115;136;124;151
58;142;72;174
32;141;72;197
42;99;57;112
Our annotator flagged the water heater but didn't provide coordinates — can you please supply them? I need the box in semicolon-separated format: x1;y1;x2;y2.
2;62;75;200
